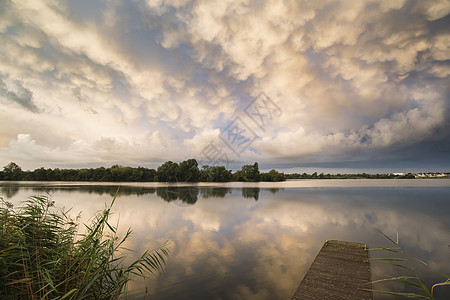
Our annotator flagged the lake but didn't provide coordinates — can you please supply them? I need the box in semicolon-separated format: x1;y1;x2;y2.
1;180;450;299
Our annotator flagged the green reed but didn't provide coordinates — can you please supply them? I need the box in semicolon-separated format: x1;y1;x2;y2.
369;230;449;299
0;192;169;299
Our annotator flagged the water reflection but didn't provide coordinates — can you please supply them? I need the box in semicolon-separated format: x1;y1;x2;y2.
200;187;232;198
268;188;282;194
1;185;19;198
241;188;260;200
156;187;199;204
1;185;238;205
1;182;449;299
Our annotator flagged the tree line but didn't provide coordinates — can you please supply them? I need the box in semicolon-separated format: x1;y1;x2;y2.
285;172;413;179
0;160;286;182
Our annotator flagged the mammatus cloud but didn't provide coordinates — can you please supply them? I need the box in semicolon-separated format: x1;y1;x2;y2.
0;73;39;112
0;0;448;170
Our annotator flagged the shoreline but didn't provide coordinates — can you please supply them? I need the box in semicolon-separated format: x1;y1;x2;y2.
2;178;450;189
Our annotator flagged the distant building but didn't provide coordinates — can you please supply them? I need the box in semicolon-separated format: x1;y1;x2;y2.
391;172;405;176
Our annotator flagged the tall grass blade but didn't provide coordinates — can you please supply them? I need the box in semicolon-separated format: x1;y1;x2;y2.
376;228;399;245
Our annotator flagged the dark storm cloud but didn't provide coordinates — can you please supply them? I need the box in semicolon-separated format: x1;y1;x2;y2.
0;74;39;113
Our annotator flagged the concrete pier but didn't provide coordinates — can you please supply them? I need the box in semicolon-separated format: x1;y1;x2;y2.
291;240;372;300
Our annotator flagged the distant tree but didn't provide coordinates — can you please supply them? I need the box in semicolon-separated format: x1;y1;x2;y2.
21;170;33;181
212;166;232;182
199;165;232;182
138;167;157;182
260;169;286;181
109;165;135;182
33;167;48;181
60;169;79;181
90;167;107;181
232;170;245;182
157;161;180;182
236;162;260;182
179;159;200;182
2;162;23;180
80;168;92;181
47;168;61;181
128;167;143;181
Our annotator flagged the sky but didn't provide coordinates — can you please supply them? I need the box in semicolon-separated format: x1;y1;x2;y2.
0;0;449;173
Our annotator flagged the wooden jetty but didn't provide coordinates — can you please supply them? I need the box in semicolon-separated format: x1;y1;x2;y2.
291;240;372;300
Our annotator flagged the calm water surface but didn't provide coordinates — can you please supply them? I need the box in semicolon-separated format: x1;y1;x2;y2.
1;180;449;299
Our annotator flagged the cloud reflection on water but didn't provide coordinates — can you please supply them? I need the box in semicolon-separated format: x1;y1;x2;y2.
1;183;449;299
